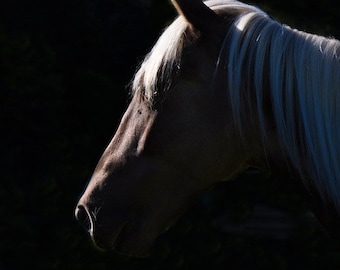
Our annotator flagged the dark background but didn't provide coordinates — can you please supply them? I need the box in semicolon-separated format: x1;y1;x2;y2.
1;0;340;269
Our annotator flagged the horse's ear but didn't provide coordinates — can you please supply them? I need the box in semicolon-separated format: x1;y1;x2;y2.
172;0;223;32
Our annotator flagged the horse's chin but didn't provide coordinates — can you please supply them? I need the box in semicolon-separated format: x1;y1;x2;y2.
90;222;161;258
92;238;154;258
112;232;156;258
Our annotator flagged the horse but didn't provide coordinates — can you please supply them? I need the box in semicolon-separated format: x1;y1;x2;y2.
75;0;340;257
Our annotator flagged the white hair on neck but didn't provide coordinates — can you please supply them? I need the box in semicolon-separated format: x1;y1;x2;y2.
220;4;340;207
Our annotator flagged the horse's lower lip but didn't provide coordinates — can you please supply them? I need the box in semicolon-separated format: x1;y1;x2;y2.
90;222;127;252
160;224;173;235
90;223;155;257
163;226;171;233
90;232;115;251
113;245;151;258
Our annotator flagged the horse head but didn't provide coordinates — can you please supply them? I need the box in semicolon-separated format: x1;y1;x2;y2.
75;0;261;256
75;0;340;257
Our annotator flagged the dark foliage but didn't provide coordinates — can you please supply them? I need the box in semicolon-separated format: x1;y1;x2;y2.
1;0;339;269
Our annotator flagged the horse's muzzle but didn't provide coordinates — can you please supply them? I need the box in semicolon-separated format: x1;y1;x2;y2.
75;204;153;256
75;205;115;251
75;205;114;250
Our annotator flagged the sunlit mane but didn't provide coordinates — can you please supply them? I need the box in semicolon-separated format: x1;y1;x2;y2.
132;0;340;207
132;16;187;103
220;4;340;207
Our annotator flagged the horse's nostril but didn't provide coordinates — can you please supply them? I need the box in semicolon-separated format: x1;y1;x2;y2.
75;205;93;232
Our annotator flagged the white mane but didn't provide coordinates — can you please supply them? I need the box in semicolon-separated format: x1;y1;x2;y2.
132;0;340;208
221;4;340;207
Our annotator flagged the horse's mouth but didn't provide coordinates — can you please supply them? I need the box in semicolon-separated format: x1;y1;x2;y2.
75;206;151;256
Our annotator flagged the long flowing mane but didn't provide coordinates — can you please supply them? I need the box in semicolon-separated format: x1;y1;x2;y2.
219;3;340;207
133;0;340;207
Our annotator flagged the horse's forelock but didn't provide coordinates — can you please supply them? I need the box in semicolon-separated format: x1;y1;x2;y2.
131;0;262;105
132;16;187;104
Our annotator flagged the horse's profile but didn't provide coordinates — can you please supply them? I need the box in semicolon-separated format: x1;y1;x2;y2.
75;0;340;256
